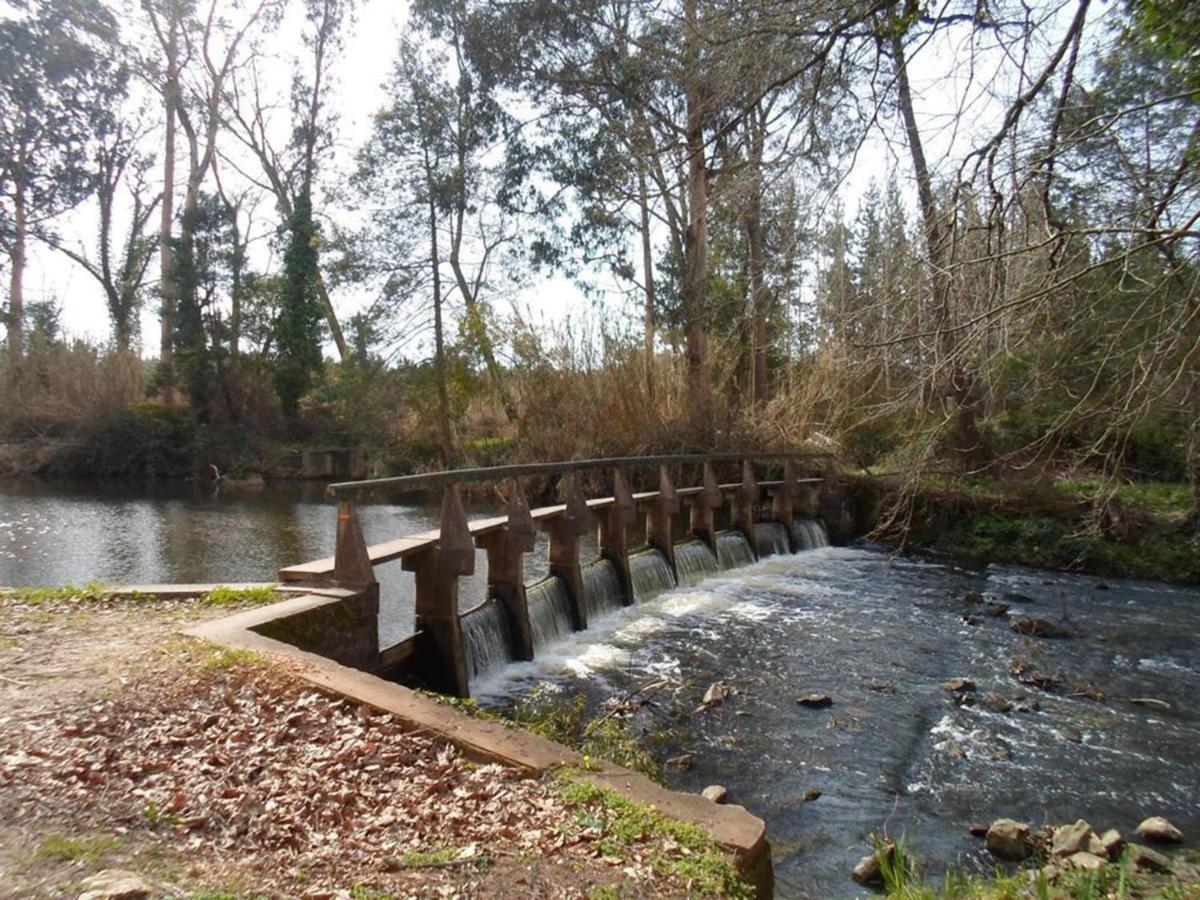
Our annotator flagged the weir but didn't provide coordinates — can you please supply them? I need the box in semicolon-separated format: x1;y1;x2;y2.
261;453;849;698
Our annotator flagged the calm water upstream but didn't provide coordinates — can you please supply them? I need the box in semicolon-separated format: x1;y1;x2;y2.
473;547;1200;898
0;478;561;646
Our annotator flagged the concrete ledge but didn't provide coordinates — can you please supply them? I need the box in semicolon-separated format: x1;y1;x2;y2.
184;602;773;897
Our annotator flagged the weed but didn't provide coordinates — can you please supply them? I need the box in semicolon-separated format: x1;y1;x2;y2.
201;585;278;607
31;832;120;864
557;778;753;898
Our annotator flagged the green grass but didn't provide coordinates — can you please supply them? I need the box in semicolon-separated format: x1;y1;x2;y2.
557;778;753;898
1052;479;1193;518
31;832;120;864
397;847;459;867
0;580;112;604
200;585;278;607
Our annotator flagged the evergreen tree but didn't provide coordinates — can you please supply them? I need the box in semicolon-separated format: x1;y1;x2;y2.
273;192;324;417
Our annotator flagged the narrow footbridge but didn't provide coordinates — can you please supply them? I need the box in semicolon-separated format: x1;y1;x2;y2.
270;453;851;697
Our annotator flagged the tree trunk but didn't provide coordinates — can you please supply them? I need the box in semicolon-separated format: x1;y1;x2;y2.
429;195;455;466
158;11;179;396
6;176;26;360
637;159;656;401
891;30;982;469
682;0;711;426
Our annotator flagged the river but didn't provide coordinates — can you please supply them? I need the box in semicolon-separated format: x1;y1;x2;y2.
473;546;1200;898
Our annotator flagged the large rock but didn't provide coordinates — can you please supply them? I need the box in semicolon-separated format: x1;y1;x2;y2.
1066;851;1107;871
1051;819;1095;857
796;694;832;708
1126;842;1174;873
1098;829;1124;858
1136;816;1183;843
986;818;1035;861
76;870;153;900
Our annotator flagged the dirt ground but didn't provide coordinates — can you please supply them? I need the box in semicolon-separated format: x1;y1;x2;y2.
0;595;720;898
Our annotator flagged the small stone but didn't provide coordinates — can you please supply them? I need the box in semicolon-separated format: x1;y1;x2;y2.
700;682;729;710
852;848;889;886
1129;697;1172;711
1087;833;1110;859
985;602;1010;618
76;870;153;900
664;753;692;772
1136;816;1183;843
1066;851;1107;871
1012;617;1069;638
986;818;1035;861
1094;581;1110;590
1004;591;1036;603
968;823;989;837
1060;727;1083;743
796;694;832;708
701;785;727;804
802;788;822;802
1051;820;1095;857
1126;842;1173;873
944;678;976;693
963;591;984;604
962;615;983;627
1099;829;1124;858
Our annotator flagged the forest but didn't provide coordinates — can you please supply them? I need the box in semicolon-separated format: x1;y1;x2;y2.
1;0;1197;509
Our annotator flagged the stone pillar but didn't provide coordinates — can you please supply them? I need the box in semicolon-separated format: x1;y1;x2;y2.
599;468;637;605
479;478;537;660
543;472;591;630
733;460;759;559
321;500;380;669
819;474;853;545
689;461;723;553
646;464;680;576
769;459;800;551
404;484;474;697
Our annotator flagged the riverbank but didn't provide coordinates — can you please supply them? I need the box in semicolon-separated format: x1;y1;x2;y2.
0;593;751;898
853;475;1200;584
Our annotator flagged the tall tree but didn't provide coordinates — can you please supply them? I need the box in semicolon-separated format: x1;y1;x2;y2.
0;0;124;360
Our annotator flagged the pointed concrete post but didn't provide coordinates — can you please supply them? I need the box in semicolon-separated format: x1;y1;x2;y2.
405;484;474;697
327;500;380;668
480;478;536;660
646;464;680;576
688;461;723;554
334;500;377;588
770;459;801;551
733;460;760;559
543;472;591;630
599;468;637;605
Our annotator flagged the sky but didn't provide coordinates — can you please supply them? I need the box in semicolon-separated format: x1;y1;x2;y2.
15;0;1105;356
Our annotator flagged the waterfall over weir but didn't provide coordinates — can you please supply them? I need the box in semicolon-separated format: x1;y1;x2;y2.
716;530;755;569
630;548;677;602
674;539;720;586
461;599;514;679
754;521;792;557
582;559;625;620
792;518;830;550
526;576;575;651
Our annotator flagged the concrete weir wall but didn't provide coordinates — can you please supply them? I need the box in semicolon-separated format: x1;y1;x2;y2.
189;454;852;898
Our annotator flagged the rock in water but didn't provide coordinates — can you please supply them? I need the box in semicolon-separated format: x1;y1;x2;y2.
968;823;989;838
796;694;832;708
1011;617;1069;638
802;788;822;802
963;591;984;604
985;602;1010;618
76;870;153;900
701;784;727;803
699;682;730;710
1099;829;1125;858
1051;820;1095;857
944;678;976;693
664;753;692;772
1066;851;1107;871
985;818;1035;861
851;845;893;887
1126;843;1174;873
1136;816;1183;843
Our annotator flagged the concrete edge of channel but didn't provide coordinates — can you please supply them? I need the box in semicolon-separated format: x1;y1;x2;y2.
185;595;775;898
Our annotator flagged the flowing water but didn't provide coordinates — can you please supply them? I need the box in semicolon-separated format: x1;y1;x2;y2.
582;558;626;620
526;575;575;652
460;598;514;680
474;546;1200;898
629;547;677;602
716;530;756;569
792;519;830;551
675;539;720;587
755;521;793;557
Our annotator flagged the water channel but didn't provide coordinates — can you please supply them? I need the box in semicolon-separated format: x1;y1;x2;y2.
4;480;1197;897
473;546;1200;898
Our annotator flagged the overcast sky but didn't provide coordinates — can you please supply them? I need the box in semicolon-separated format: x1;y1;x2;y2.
17;0;1102;356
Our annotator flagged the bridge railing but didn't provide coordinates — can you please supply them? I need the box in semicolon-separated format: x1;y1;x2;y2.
281;452;842;696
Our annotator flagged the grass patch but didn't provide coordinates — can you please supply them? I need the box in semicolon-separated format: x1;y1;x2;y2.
0;580;111;604
557;778;753;898
398;847;459;867
31;832;120;865
200;585;278;607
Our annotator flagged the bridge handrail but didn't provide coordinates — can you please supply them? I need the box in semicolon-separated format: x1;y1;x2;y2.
325;451;835;499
